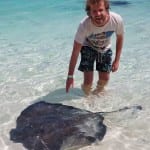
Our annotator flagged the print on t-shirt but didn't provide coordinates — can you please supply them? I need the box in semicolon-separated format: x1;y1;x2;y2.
86;31;114;50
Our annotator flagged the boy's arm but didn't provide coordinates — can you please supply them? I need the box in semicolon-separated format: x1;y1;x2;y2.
66;41;82;92
112;34;124;72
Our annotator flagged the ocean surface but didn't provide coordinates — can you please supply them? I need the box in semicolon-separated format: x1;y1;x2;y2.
0;0;150;149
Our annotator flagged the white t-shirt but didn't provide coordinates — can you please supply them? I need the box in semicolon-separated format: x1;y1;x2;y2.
75;12;124;52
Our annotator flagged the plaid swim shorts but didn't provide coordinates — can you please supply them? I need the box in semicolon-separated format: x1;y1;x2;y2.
78;46;112;72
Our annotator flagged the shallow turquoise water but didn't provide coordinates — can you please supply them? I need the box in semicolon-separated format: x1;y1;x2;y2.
0;0;150;149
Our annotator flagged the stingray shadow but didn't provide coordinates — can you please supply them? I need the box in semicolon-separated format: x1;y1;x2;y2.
36;88;84;103
110;0;131;6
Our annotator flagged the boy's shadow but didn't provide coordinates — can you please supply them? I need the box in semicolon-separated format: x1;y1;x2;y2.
36;88;84;103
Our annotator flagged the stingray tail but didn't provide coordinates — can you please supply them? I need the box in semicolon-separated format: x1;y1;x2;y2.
98;105;142;115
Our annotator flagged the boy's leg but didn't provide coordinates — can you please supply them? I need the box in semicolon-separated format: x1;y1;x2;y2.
93;49;112;94
92;72;110;94
78;46;96;96
81;71;93;96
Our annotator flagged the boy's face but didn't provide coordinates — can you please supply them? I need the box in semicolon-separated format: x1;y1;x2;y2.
90;1;109;26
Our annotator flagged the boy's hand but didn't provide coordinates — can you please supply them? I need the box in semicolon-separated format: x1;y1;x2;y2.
66;78;74;93
112;60;119;72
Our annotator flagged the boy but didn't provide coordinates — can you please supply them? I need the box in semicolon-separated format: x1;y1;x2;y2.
66;0;124;95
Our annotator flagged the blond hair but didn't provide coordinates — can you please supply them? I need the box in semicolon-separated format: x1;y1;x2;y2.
85;0;110;16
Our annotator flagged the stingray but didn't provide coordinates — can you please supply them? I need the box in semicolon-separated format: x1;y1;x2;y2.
10;101;142;150
10;101;106;150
